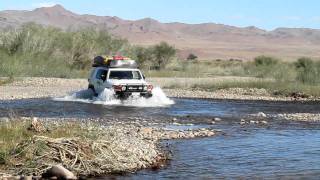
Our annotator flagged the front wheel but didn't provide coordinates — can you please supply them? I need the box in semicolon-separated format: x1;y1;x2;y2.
141;93;153;98
115;92;131;100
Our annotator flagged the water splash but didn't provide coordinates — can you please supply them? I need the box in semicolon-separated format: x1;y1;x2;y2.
54;87;174;107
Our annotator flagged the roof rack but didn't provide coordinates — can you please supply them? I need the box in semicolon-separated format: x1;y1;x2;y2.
92;55;138;68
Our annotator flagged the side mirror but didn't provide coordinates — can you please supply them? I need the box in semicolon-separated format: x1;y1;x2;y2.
101;74;106;81
143;75;146;79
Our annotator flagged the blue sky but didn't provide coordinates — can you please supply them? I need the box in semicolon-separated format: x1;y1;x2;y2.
1;0;320;30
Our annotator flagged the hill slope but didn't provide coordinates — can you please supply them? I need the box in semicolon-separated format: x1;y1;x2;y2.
1;4;320;60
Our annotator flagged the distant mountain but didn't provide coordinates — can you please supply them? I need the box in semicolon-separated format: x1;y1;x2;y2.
1;4;320;60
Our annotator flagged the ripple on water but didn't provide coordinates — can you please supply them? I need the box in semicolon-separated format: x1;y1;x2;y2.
124;129;320;179
1;94;320;178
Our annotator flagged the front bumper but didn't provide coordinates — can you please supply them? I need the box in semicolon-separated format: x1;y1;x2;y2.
112;85;153;99
115;91;152;99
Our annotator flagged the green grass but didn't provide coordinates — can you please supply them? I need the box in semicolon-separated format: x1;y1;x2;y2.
162;79;320;97
147;60;250;78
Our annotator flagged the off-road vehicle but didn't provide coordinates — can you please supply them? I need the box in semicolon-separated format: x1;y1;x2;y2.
88;55;153;99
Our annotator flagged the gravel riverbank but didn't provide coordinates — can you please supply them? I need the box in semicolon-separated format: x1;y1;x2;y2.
0;117;217;179
0;77;318;101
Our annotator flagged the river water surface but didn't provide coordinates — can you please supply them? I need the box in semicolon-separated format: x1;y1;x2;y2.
1;96;320;179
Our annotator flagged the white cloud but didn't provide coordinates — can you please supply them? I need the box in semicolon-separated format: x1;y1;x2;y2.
32;2;57;8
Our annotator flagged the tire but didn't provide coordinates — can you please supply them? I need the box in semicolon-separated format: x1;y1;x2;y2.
88;84;98;97
117;92;131;100
141;93;152;98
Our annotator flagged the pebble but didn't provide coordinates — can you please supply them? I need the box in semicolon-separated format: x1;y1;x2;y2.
257;112;267;118
22;176;33;180
260;120;268;125
274;113;320;122
140;127;153;134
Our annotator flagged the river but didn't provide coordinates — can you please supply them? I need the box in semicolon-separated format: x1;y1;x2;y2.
1;97;320;179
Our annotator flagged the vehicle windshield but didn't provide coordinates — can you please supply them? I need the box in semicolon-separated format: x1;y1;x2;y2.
109;70;142;80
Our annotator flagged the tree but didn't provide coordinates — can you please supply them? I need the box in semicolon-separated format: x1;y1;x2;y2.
134;46;154;69
152;41;176;70
187;53;197;60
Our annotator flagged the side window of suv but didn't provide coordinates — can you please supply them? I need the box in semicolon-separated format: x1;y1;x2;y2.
96;69;108;81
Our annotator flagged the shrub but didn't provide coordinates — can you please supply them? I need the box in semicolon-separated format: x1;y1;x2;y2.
294;57;320;84
0;23;132;77
0;23;179;77
0;151;6;164
133;46;154;70
249;56;280;78
254;56;279;66
294;57;314;69
187;53;198;60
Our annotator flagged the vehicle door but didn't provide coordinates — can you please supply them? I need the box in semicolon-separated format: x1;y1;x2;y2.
94;69;108;93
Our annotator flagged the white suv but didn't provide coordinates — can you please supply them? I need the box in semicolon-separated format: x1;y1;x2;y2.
88;56;153;99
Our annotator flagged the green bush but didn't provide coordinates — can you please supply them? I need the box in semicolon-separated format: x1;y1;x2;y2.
187;53;198;60
249;56;280;78
294;57;320;84
0;151;6;164
254;56;279;66
0;23;178;77
152;42;176;70
132;46;154;70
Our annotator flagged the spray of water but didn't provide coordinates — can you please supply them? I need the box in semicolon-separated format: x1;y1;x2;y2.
54;87;174;107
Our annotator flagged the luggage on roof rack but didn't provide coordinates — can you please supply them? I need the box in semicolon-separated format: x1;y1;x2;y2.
92;55;138;68
109;59;138;68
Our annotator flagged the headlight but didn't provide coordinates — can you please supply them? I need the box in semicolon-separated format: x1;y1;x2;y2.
143;86;148;91
121;86;126;91
112;85;122;91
